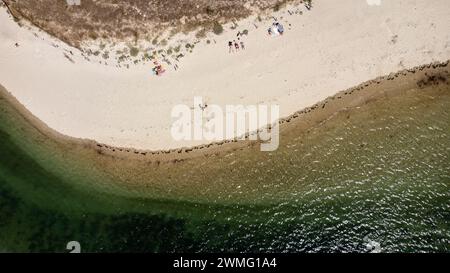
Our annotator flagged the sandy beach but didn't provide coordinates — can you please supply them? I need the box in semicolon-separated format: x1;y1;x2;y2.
0;0;449;151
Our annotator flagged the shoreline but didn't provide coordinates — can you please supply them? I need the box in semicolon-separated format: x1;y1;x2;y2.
0;59;448;204
1;70;449;252
1;61;448;161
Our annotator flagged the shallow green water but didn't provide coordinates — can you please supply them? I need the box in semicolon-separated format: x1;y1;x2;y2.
0;82;449;252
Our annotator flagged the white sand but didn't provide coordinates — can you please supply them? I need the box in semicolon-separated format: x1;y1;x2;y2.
0;0;449;150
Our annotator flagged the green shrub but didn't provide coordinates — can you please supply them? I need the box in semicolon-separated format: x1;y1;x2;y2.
212;21;224;35
129;47;139;57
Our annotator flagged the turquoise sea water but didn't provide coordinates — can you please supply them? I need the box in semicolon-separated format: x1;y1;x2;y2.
0;79;449;252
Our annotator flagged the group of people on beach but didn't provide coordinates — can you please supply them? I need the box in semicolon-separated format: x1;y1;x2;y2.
152;60;165;76
228;31;246;53
227;21;286;53
228;40;245;53
153;18;289;75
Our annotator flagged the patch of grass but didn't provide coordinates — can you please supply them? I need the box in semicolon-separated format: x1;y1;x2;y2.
6;0;296;51
118;55;127;62
212;21;224;35
129;47;139;57
205;6;215;15
88;31;98;40
196;28;207;39
273;3;281;12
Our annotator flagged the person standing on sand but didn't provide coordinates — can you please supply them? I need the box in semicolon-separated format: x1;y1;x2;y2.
234;40;240;51
240;41;245;50
228;41;233;53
